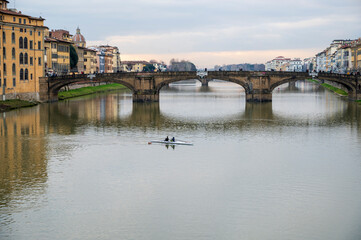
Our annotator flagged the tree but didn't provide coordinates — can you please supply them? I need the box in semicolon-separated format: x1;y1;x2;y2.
143;64;156;72
70;45;79;70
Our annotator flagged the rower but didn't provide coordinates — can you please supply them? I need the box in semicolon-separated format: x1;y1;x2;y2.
165;136;169;141
171;137;175;142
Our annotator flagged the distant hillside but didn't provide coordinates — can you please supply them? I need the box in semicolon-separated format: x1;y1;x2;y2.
168;60;197;71
214;63;265;71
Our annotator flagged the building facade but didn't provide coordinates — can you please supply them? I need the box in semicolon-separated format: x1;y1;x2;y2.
120;61;149;72
350;38;361;72
83;48;97;74
44;37;71;75
0;0;47;100
265;56;291;71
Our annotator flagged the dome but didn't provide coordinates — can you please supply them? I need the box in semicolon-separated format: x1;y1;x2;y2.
72;27;86;47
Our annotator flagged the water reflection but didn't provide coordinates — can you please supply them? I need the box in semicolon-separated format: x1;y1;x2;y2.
0;107;49;227
44;84;361;133
0;81;361;239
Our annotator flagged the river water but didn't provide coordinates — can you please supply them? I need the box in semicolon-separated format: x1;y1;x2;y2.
1;81;361;240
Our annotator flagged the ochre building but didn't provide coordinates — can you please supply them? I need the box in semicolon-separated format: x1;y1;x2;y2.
0;0;47;100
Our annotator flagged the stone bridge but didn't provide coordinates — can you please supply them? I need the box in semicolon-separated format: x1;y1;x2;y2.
39;71;360;102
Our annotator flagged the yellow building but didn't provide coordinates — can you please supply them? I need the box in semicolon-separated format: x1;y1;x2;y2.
351;38;361;72
44;37;71;75
83;48;97;74
0;0;47;101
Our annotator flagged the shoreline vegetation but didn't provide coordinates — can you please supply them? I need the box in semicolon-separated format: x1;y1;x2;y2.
58;83;127;100
0;100;38;112
306;79;349;97
0;83;127;112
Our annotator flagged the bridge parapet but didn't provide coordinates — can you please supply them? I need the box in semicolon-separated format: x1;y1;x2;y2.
39;71;360;103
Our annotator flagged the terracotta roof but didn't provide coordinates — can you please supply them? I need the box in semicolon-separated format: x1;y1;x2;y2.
0;9;45;20
45;37;72;44
84;48;97;52
72;27;86;44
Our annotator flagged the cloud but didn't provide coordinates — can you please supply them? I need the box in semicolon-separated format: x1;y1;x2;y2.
15;0;361;67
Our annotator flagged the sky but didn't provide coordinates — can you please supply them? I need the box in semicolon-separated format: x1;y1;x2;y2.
13;0;361;68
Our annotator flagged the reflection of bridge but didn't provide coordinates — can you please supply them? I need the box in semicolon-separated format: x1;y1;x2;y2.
39;71;360;102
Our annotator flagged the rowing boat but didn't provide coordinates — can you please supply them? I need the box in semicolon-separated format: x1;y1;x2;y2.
149;140;193;146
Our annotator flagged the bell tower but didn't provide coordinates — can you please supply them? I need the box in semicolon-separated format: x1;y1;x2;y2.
0;0;9;10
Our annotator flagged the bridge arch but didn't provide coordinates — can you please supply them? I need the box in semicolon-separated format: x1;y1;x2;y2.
270;76;309;92
155;78;204;93
47;76;136;99
316;77;356;95
199;77;251;94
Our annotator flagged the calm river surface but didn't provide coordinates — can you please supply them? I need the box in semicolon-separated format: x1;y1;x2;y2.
1;81;361;240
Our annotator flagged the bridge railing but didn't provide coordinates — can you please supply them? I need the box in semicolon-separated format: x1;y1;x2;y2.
47;71;200;81
207;70;310;77
317;72;358;79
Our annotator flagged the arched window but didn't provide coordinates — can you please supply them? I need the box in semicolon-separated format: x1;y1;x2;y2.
11;32;15;44
24;53;28;65
20;69;24;80
19;53;24;64
25;69;29;80
12;48;15;59
19;37;23;49
12;64;16;76
24;37;28;49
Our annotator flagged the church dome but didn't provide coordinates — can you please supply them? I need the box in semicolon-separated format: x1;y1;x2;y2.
72;27;86;47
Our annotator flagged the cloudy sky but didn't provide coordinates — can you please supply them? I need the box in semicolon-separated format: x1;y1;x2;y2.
15;0;361;68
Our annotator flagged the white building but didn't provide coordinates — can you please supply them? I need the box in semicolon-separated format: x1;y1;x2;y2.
316;51;326;72
287;58;303;72
303;57;315;72
265;56;291;71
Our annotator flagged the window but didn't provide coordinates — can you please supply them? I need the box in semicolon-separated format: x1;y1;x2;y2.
38;31;41;37
2;47;6;60
19;18;21;24
38;41;41;50
24;37;28;49
20;28;23;32
31;74;33;80
13;78;16;87
30;31;32;36
19;37;23;49
12;64;16;76
13;17;16;22
20;69;24;80
20;53;24;64
11;32;15;44
29;40;33;49
23;19;26;24
3;63;6;76
38;57;42;66
25;69;29;80
2;32;5;43
30;57;33;66
3;78;6;87
24;53;28;65
12;48;15;59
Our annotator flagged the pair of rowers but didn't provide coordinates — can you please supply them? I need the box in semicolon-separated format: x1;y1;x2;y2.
164;136;175;142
